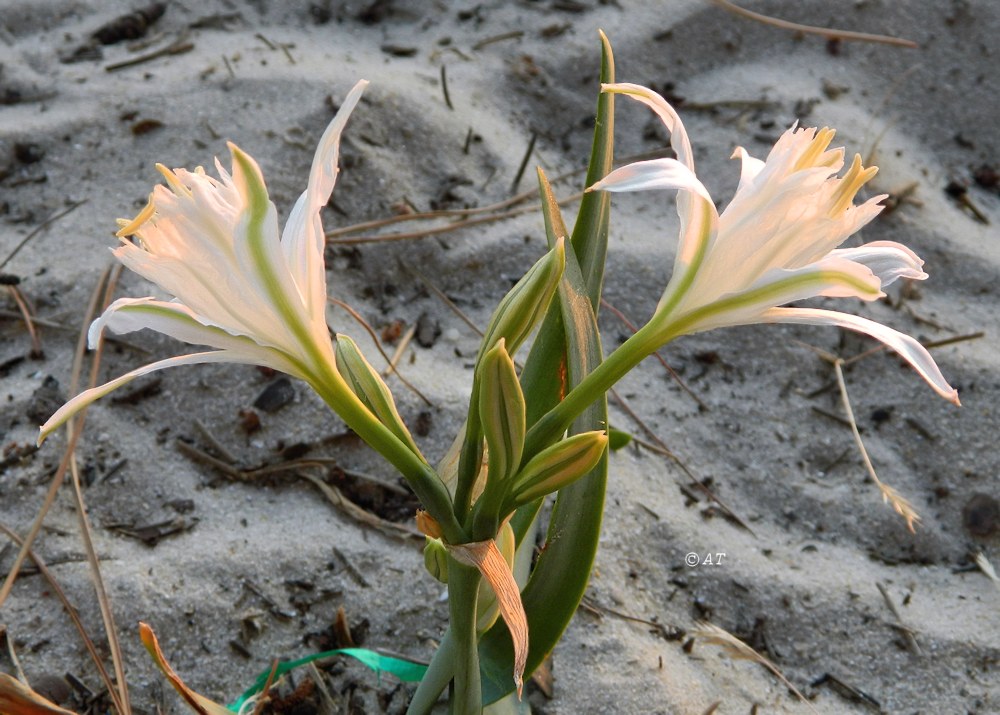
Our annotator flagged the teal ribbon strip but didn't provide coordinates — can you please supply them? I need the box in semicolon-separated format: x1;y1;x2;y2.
228;648;429;711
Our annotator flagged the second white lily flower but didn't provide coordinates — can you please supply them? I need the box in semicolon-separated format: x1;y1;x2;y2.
590;83;958;405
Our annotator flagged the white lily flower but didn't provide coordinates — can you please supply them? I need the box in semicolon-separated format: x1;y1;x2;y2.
591;83;958;405
39;81;371;442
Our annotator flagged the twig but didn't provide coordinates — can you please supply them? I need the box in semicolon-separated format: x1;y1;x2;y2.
581;596;679;640
105;35;194;71
323;148;672;242
708;0;917;47
608;388;755;535
0;267;113;609
833;359;920;531
193;418;238;464
440;65;453;110
402;263;483;337
875;582;920;654
6;285;42;356
472;31;524;50
385;323;417;379
692;621;818;713
0;524;122;713
510;132;537;194
68;265;133;715
0;200;87;271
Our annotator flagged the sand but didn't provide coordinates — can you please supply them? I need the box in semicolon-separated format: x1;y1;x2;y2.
1;1;997;713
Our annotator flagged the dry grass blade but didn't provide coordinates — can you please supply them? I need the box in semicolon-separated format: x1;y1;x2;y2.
7;286;42;356
298;472;422;540
64;265;133;715
0;672;78;715
0;522;121;712
832;359;920;532
875;582;920;654
0;266;112;610
708;0;917;47
0;200;87;272
974;552;1000;591
251;661;280;715
692;621;818;713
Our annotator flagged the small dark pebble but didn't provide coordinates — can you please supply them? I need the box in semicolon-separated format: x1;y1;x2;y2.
380;44;417;57
167;498;196;514
92;3;167;45
414;410;432;437
14;142;45;164
415;311;440;348
253;377;295;413
26;375;65;424
0;273;21;285
131;118;164;136
973;164;999;191
962;493;999;537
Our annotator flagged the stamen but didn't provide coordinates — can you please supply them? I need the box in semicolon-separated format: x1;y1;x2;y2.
155;163;192;197
794;127;836;172
829;154;878;215
115;200;155;237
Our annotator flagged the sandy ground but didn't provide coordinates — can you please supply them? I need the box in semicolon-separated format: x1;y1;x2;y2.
1;1;998;713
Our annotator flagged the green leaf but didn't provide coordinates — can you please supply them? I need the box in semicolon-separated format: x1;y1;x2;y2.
478;32;615;705
608;426;634;451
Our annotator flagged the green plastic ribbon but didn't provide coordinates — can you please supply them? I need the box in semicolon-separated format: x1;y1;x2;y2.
228;648;428;711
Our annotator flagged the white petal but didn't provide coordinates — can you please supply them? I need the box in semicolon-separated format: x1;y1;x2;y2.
760;307;960;405
731;146;765;192
282;80;368;328
229;144;321;354
673;256;882;335
90;297;304;376
588;158;712;204
832;240;927;286
37;351;243;444
602;83;695;171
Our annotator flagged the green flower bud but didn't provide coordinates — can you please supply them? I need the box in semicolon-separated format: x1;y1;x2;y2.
478;237;565;363
478;339;525;488
508;430;608;508
334;334;422;459
423;537;449;583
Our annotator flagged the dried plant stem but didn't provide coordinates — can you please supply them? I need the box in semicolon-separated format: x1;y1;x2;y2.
832;359;920;531
66;265;133;715
0;267;113;609
7;286;42;355
0;521;121;709
693;621;818;713
708;0;917;48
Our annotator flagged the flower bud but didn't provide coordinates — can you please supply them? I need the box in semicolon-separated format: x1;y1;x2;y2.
335;334;422;458
509;431;608;508
478;237;565;363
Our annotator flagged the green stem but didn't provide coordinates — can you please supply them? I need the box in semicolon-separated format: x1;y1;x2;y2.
523;319;669;460
406;629;456;715
316;371;466;544
448;561;483;715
